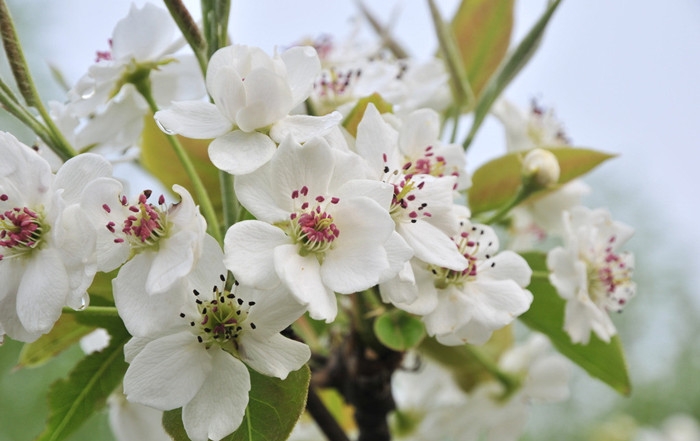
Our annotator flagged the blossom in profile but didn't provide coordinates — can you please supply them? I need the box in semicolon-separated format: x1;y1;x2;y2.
155;44;341;175
547;206;635;344
118;235;310;441
0;132;113;342
225;135;410;322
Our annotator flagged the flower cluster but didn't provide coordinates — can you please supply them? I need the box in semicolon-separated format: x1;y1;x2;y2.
0;2;638;441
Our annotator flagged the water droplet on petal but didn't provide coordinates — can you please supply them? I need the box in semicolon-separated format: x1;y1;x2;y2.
78;293;90;311
79;84;96;100
155;118;176;135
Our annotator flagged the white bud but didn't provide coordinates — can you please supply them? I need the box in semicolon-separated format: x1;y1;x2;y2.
522;148;560;188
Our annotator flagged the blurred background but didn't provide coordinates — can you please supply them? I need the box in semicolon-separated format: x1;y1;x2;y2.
1;1;699;440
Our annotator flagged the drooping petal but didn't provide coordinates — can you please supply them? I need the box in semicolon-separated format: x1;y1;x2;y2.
273;243;337;322
16;250;69;334
182;349;250;441
224;221;288;289
155;101;232;139
239;332;310;379
398;220;467;271
124;331;212;410
208;130;276;175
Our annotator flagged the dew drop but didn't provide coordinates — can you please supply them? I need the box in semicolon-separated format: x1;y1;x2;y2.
78;83;96;100
78;293;90;311
155;118;176;135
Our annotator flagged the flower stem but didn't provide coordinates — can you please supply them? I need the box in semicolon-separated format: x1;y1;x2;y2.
132;75;223;244
306;386;351;441
219;170;239;230
62;306;120;319
201;0;231;58
163;0;208;75
462;343;521;398
0;0;77;161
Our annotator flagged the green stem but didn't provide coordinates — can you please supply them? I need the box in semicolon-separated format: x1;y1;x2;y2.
219;170;239;230
62;305;120;319
201;0;231;58
0;0;77;160
133;75;223;245
0;80;55;141
162;0;208;75
481;185;530;225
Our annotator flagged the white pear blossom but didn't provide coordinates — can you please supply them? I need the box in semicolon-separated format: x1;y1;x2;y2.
547;206;635;344
391;207;533;345
81;181;206;295
118;235;310;441
0;133;113;342
64;3;205;155
310;36;451;116
225;135;410;322
492;98;570;152
155;44;342;175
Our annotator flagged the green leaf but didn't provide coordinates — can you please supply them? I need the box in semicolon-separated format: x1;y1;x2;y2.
467;147;616;215
17;314;94;369
450;0;514;97
463;0;562;150
518;252;632;395
164;364;311;441
341;93;393;138
373;309;425;351
35;319;130;441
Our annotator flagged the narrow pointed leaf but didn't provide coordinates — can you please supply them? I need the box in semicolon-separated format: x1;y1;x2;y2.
450;0;514;97
467;147;615;215
163;365;311;441
518;251;632;395
463;0;562;150
373;309;425;351
35;319;130;441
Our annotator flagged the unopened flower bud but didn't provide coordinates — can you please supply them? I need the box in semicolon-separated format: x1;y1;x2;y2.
522;148;560;188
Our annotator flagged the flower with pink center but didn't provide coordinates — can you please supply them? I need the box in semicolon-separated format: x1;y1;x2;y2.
81;180;206;295
154;44;342;175
387;207;533;345
0;132;114;342
547;206;636;344
116;235;309;441
224;135;410;322
353;104;468;280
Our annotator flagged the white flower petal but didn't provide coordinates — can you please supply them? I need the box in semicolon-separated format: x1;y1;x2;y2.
398;220;467;270
16;250;69;334
239;332;310;379
208;130;276;175
273;244;337;322
182;349;250;441
124;331;211;410
235;68;293;131
280;45;321;106
224;221;288;289
55;153;113;204
111;4;177;61
155;101;232;139
146;230;200;295
269;112;342;144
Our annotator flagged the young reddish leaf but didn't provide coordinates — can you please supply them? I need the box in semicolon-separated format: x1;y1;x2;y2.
451;0;514;97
